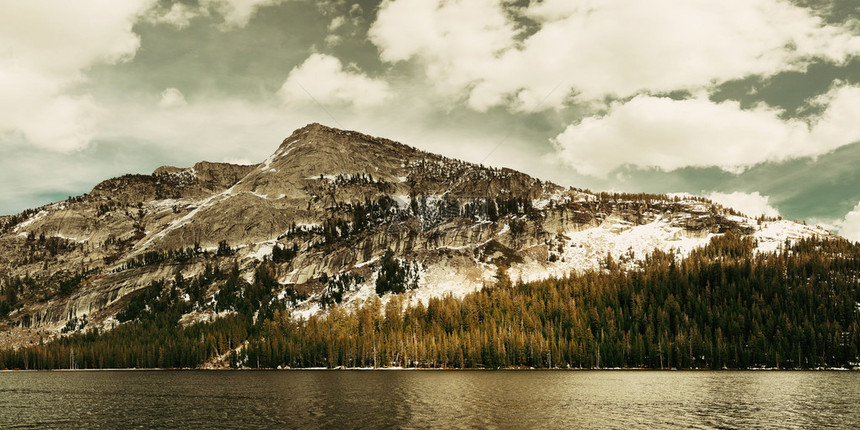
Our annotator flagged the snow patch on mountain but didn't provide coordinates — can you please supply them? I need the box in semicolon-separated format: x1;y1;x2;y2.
753;220;832;254
13;210;49;233
54;233;88;243
407;258;496;306
292;302;323;321
510;216;715;283
243;241;276;261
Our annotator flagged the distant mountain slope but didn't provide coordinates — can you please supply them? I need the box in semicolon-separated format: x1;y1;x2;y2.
0;123;837;348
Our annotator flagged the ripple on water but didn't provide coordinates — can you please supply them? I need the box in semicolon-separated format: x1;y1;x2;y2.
0;370;858;429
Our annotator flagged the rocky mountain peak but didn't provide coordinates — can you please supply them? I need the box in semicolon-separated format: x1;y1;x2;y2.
229;123;427;201
272;123;424;172
278;122;414;155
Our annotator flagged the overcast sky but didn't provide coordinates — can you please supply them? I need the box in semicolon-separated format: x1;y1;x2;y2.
2;0;860;239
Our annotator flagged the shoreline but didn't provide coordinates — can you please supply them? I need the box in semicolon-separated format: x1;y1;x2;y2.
1;366;858;372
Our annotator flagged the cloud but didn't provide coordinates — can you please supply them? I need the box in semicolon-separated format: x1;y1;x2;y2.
323;4;366;47
368;0;860;111
551;85;860;177
837;202;860;242
706;192;781;218
324;34;343;46
102;97;298;160
369;0;517;105
277;53;392;108
222;157;255;166
728;199;860;242
806;84;860;147
324;16;346;46
0;66;105;152
328;16;346;32
199;0;289;29
158;87;188;108
0;0;152;152
145;2;197;29
146;0;294;30
0;0;303;153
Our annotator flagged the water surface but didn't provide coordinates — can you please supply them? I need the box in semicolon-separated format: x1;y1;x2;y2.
0;370;857;429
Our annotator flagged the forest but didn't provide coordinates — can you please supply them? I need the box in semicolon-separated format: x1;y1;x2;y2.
1;233;858;370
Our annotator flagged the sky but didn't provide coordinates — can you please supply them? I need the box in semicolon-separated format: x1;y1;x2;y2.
1;0;860;240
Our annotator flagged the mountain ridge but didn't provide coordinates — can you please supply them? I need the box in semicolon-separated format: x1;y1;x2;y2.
0;123;838;349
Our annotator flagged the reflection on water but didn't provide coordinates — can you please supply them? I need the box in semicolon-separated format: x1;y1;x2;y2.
0;370;858;429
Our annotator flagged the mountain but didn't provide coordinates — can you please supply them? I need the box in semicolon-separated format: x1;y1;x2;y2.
0;123;838;353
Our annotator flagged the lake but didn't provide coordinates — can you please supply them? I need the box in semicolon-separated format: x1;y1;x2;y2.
0;370;858;429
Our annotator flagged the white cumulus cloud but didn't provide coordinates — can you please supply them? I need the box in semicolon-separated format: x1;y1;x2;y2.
277;53;392;108
706;192;781;218
837;202;860;243
0;0;152;152
552;85;860;177
369;0;517;106
369;0;860;111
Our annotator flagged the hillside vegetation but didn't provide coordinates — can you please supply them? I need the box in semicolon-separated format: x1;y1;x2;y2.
2;234;858;370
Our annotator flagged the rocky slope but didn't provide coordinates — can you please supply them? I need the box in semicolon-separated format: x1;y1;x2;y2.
0;123;836;348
